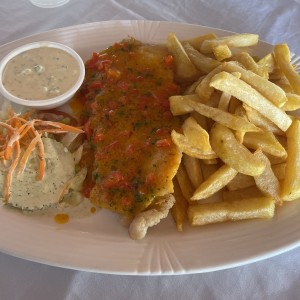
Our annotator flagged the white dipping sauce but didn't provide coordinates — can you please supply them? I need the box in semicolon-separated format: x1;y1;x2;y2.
2;47;80;100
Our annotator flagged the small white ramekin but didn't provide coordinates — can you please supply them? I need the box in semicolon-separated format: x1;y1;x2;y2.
0;41;85;110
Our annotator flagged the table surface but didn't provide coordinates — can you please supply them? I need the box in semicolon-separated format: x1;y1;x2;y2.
1;1;300;299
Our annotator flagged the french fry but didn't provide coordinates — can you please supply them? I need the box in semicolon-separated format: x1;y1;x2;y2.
182;154;203;189
228;97;241;114
191;164;238;200
281;120;300;201
272;163;286;180
223;61;287;107
171;178;188;232
183;42;221;74
190;111;208;129
266;154;287;165
274;77;294;93
182;33;217;50
210;71;292;131
234;52;268;78
274;44;300;95
167;33;200;81
188;196;275;226
226;173;255;191
243;131;287;158
283;93;300;111
253;150;282;205
166;32;300;232
184;76;205;95
200;33;259;54
210;123;266;176
171;130;217;159
212;43;232;61
170;96;261;132
195;65;223;102
169;94;197;115
257;53;276;73
218;92;231;112
182;116;213;153
243;104;284;135
176;163;195;201
222;186;263;201
234;104;247;143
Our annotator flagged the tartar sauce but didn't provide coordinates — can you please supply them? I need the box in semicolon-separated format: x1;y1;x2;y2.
0;137;75;210
2;47;80;100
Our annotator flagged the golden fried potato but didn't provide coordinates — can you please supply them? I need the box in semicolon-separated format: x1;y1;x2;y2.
283;93;300;111
200;33;259;53
226;173;255;191
191;164;238;200
253;150;282;205
167;33;200;81
210;123;266;176
183;42;221;74
223;61;287;107
171;178;188;232
171;130;217;159
243;104;284;135
188;196;275;226
210;71;292;131
182;116;213;153
195;65;223;102
243;131;287;158
281;120;300;201
222;186;263;201
212;43;232;61
182;154;203;189
170;96;261;132
182;33;217;50
176;163;195;201
257;53;276;73
234;52;268;78
274;44;300;95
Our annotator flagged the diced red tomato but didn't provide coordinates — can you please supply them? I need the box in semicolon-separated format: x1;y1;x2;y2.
93;132;105;142
102;171;127;189
163;110;173;119
125;144;135;155
89;81;103;89
117;81;129;91
84;120;92;138
155;128;170;136
118;95;129;105
156;138;171;147
146;172;156;185
82;185;92;198
118;130;132;138
121;197;133;206
164;55;174;67
107;68;121;80
86;52;100;69
90;101;98;112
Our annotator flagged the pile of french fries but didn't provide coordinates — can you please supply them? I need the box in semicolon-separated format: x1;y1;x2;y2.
166;32;300;231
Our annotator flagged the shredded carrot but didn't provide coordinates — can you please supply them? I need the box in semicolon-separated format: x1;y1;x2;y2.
0;108;84;202
20;110;35;119
5;142;20;202
17;134;42;176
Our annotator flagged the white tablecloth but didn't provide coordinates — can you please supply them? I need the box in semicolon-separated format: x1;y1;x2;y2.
1;1;300;299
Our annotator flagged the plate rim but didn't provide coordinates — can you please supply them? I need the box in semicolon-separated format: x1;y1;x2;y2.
0;20;300;275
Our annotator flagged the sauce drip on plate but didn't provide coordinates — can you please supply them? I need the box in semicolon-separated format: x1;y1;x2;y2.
54;213;70;224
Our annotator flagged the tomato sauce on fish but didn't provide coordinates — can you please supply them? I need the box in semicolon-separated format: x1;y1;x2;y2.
75;38;181;216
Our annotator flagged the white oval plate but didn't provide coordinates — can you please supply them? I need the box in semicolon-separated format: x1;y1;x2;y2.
1;20;300;275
